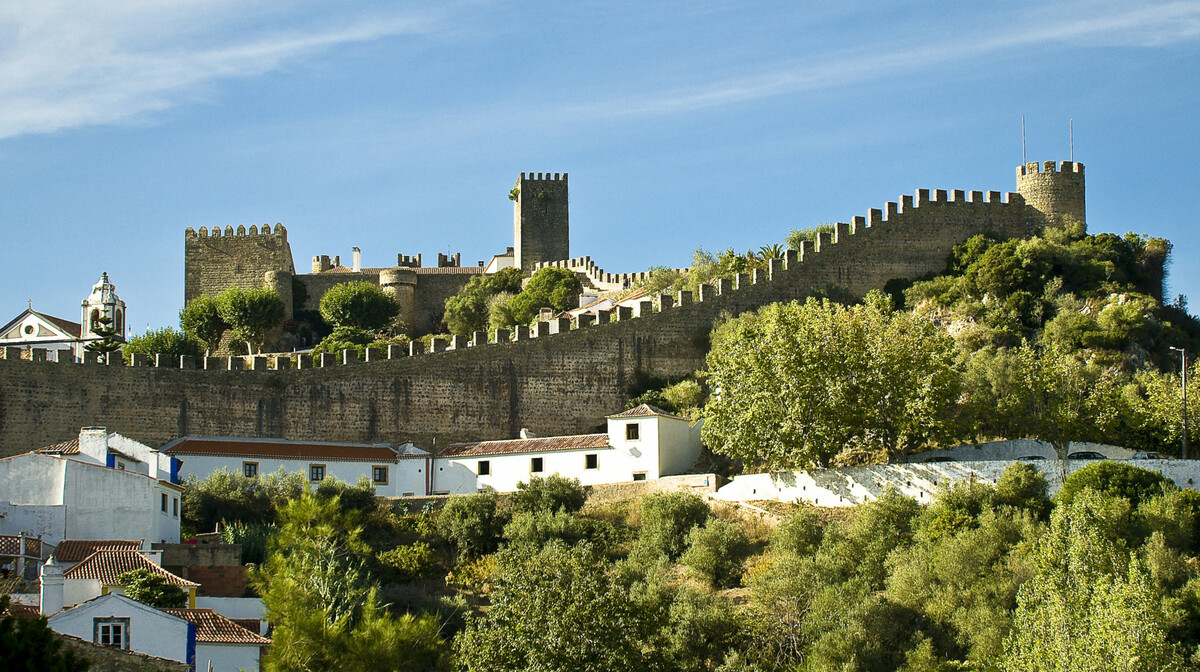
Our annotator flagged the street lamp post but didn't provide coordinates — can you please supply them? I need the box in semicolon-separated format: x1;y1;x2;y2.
1170;346;1189;459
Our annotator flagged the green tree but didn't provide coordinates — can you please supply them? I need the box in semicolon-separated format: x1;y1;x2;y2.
318;281;401;332
0;595;89;672
83;314;123;355
252;492;447;672
509;474;588;515
703;295;964;469
998;346;1105;463
311;326;374;360
438;492;506;561
1057;461;1174;508
785;224;835;250
679;518;753;588
444;267;524;335
216;286;285;354
179;294;229;354
117;569;187;608
507;267;583;325
122;327;204;364
633;492;711;562
455;541;656;672
1002;490;1186;672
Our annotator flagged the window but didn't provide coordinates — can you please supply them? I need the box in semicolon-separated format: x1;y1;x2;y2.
172;497;178;518
161;493;168;512
531;457;544;473
585;454;598;469
632;472;647;481
117;462;125;471
372;465;389;485
243;461;258;478
94;617;129;649
626;423;640;441
478;460;491;476
309;464;326;482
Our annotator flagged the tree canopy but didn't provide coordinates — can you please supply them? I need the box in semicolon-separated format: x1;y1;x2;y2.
180;294;229;353
216;286;285;354
123;327;204;364
319;281;401;332
505;267;583;326
443;267;524;335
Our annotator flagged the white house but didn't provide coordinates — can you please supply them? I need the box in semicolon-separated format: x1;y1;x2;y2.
0;272;127;360
47;593;195;666
433;404;704;494
0;428;183;549
161;436;431;496
62;549;199;609
162;607;271;672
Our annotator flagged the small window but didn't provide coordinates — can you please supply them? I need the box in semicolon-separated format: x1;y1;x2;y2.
478;460;491;476
172;497;179;518
372;465;389;485
309;464;326;482
117;462;125;471
632;472;647;481
531;457;544;473
243;462;258;478
585;454;598;469
626;423;640;441
94;617;129;649
161;493;168;512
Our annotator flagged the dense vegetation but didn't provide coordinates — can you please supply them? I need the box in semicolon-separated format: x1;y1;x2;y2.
180;463;1200;671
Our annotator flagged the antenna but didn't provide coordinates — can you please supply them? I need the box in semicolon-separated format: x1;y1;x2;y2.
1069;119;1074;162
1021;116;1026;165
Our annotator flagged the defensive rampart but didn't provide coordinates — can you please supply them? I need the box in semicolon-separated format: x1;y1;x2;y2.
0;182;1053;457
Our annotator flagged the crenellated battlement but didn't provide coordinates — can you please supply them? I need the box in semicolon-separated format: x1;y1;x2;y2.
518;172;568;182
186;223;288;239
1018;160;1084;176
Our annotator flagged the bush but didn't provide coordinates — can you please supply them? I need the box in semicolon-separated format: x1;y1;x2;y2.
503;510;618;551
312;326;375;359
680;519;753;588
319;281;401;331
634;492;711;561
771;507;825;556
221;520;276;565
994;462;1051;518
377;542;441;582
118;569;187;608
439;492;507;561
181;467;307;532
1058;461;1174;508
509;475;588;515
315;475;378;513
123;327;204;364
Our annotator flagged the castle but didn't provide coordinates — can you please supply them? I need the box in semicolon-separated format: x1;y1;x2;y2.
0;161;1084;457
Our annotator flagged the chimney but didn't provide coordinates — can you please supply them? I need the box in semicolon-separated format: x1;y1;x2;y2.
352;247;361;273
78;427;108;465
40;556;63;615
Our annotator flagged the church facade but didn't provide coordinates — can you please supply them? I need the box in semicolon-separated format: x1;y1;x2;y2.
0;272;126;361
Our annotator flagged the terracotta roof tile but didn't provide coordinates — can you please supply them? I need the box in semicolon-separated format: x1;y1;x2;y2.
608;404;685;420
35;311;83;339
160;609;271;644
162;437;408;462
3;602;40;619
442;433;609;458
64;551;199;587
53;540;142;563
39;438;80;455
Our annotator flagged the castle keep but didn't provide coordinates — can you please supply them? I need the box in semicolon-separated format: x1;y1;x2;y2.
1;161;1084;457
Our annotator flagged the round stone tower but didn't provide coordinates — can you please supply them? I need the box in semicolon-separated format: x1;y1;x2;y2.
379;268;417;335
1016;161;1085;229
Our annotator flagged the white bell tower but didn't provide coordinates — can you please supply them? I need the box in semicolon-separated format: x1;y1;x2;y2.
80;272;126;342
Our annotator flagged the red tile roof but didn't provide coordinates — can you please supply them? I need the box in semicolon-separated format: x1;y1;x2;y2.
2;602;40;619
64;551;199;587
608;404;686;420
53;540;142;563
442;433;609;458
36;311;83;339
162;437;403;462
160;609;271;645
39;438;80;455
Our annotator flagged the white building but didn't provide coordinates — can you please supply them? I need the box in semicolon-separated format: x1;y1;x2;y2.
162;607;271;672
0;272;126;360
62;549;199;609
434;404;704;494
0;428;183;548
161;436;431;496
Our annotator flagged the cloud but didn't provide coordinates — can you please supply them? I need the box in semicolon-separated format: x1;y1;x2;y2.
570;1;1200;119
0;2;440;140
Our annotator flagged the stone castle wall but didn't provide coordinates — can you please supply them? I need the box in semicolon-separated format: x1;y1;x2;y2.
183;224;294;304
0;183;1052;457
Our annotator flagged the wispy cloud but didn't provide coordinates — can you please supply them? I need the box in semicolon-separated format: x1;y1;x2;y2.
570;1;1200;119
0;2;440;140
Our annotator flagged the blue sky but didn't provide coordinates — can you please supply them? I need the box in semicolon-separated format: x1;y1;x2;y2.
2;1;1198;332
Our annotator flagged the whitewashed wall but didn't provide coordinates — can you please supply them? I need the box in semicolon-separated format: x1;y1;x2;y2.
196;642;260;672
909;439;1136;463
175;454;428;497
49;594;192;663
196;596;265;634
435;446;660;494
714;459;1200;507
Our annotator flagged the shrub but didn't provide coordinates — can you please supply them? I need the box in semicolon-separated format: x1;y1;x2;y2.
503;510;618;551
994;462;1051;518
509;475;588;515
221;520;276;565
1058;461;1174;508
319;280;401;331
446;555;497;593
377;542;441;582
680;519;753;588
118;569;187;608
771;507;825;557
123;327;204;364
439;492;507;561
315;475;378;513
634;492;711;561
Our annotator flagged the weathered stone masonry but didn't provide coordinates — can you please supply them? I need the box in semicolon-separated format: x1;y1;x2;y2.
0;162;1083;457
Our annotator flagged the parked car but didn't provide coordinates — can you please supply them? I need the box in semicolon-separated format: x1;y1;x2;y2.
1016;455;1046;461
1131;451;1166;459
1067;451;1107;460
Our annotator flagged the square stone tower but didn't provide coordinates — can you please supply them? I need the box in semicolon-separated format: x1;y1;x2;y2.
513;172;569;272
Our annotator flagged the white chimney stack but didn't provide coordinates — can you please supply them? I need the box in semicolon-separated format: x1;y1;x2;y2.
352;247;361;273
78;427;108;465
40;556;63;615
